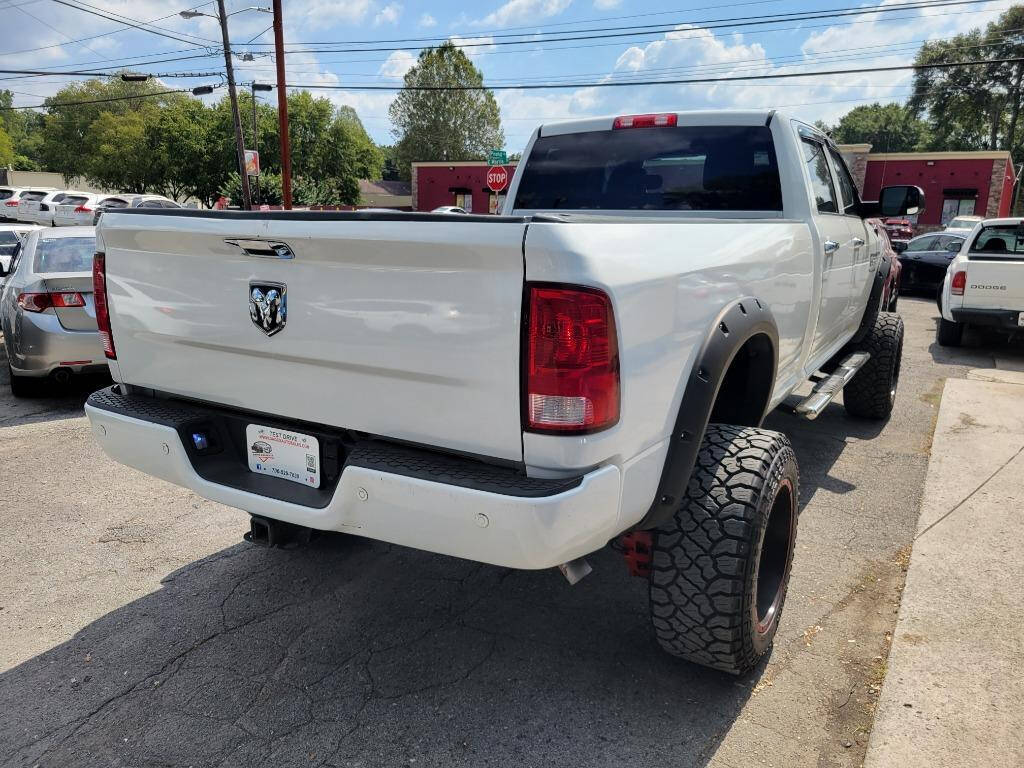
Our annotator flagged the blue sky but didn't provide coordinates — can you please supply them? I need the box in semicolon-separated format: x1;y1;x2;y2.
0;0;1014;153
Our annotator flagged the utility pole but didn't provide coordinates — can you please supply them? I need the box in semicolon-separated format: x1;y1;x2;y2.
251;82;272;207
272;0;292;209
216;0;251;210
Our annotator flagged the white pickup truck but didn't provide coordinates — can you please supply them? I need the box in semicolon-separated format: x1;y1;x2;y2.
86;110;919;674
936;217;1024;346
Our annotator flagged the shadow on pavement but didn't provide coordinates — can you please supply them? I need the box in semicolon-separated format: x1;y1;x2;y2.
925;317;1024;372
0;338;111;428
1;531;764;767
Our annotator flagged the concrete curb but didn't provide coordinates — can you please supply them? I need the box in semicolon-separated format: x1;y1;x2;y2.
864;375;1024;767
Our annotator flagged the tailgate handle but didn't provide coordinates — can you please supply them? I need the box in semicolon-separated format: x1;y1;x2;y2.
225;239;294;260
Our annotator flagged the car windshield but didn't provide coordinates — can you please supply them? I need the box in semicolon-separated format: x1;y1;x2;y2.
0;231;19;245
62;196;89;207
33;236;96;273
0;189;14;201
514;125;783;211
970;225;1024;255
948;217;978;229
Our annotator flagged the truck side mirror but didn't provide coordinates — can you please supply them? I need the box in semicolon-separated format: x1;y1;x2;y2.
878;185;924;217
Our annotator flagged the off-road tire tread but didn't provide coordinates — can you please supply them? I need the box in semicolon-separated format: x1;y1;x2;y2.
844;311;904;419
936;317;963;347
649;424;798;675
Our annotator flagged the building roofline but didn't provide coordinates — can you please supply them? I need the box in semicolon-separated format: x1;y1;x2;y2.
864;151;1012;161
411;161;518;167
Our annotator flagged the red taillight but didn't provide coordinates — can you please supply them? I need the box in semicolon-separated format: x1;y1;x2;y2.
951;271;966;296
74;205;93;213
16;292;86;312
4;200;18;207
524;284;619;433
613;113;677;129
93;251;116;359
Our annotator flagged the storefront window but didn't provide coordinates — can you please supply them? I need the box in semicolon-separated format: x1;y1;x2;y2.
941;197;976;225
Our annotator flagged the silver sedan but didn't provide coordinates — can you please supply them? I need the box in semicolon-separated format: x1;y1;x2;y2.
0;226;107;396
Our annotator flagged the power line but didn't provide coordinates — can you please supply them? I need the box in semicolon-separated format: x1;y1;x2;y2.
0;2;215;57
281;56;1024;92
278;0;1000;55
0;67;220;79
0;87;204;110
46;0;218;49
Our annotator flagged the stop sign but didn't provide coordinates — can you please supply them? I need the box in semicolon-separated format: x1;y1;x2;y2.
486;165;509;192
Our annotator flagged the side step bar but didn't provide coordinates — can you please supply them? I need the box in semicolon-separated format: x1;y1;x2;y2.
794;351;871;419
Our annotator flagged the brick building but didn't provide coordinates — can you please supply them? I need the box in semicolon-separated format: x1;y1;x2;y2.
411;162;517;213
838;145;1017;230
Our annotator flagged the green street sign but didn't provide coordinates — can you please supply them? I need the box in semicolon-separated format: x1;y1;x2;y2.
488;150;507;165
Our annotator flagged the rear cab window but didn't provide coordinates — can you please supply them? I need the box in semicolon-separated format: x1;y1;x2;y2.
800;139;837;214
34;237;96;273
969;224;1024;256
513;125;783;212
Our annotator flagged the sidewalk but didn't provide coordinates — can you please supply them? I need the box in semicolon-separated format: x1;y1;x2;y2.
865;369;1024;767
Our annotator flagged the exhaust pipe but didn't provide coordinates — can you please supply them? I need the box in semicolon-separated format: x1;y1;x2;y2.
244;515;313;549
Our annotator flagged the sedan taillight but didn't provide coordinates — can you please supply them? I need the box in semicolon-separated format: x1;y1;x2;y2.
93;251;116;359
524;284;619;433
74;205;93;213
16;292;86;312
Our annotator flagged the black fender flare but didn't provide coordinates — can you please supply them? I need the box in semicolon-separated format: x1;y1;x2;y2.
850;252;894;346
637;297;779;530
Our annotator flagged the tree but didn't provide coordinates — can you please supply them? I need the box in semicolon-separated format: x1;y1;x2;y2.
388;42;504;179
86;107;166;193
827;103;928;152
0;90;45;169
909;7;1024;154
0;123;14;166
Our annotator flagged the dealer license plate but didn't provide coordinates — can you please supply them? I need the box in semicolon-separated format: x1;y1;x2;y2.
246;424;320;488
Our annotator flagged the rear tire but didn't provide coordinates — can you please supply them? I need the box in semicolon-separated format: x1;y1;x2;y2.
7;364;35;398
936;317;964;347
844;311;904;420
649;424;799;675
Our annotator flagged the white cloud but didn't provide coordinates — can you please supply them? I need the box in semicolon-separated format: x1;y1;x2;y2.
378;50;416;79
593;0;621;8
473;0;572;28
448;35;497;60
296;0;374;25
419;13;437;28
373;2;402;26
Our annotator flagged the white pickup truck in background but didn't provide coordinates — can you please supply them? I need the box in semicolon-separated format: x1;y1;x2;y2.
85;110;920;674
937;218;1024;346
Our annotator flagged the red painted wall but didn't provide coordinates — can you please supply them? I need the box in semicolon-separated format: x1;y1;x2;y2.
413;164;517;213
862;158;996;228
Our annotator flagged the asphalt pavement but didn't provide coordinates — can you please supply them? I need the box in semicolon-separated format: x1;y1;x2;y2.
1;297;1022;768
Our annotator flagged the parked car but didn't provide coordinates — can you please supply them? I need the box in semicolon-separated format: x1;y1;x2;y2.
1;187;56;222
19;190;86;227
867;219;903;312
897;232;966;294
12;188;58;223
86;110;919;675
882;217;914;240
93;194;181;225
944;215;983;235
431;206;468;214
0;224;40;275
53;193;102;227
0;226;106;395
937;218;1024;346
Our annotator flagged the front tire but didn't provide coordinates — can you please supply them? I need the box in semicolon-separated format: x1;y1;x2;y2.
650;424;799;675
936;317;963;347
844;311;904;420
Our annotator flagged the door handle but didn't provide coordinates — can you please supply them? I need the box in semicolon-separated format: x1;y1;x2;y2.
224;239;295;259
824;240;840;254
852;237;865;248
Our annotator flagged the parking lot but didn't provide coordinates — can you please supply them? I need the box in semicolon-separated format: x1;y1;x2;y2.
1;296;1022;768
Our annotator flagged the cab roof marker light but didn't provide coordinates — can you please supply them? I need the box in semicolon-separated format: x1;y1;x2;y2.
613;113;678;130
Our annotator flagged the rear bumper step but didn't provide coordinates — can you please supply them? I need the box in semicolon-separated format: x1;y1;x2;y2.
794;351;871;419
85;386;621;569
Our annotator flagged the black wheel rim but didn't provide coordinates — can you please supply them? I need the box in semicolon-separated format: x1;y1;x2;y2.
755;477;796;635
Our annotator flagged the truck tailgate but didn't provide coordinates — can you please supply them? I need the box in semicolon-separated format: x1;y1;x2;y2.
964;255;1024;308
99;213;529;462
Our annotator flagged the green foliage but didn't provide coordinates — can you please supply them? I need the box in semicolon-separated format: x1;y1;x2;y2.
220;172;350;207
0;123;14;166
388;42;504;180
826;103;929;152
1;89;46;169
909;6;1024;156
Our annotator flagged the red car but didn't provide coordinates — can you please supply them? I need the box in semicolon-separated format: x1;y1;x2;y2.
868;219;902;312
882;217;914;240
